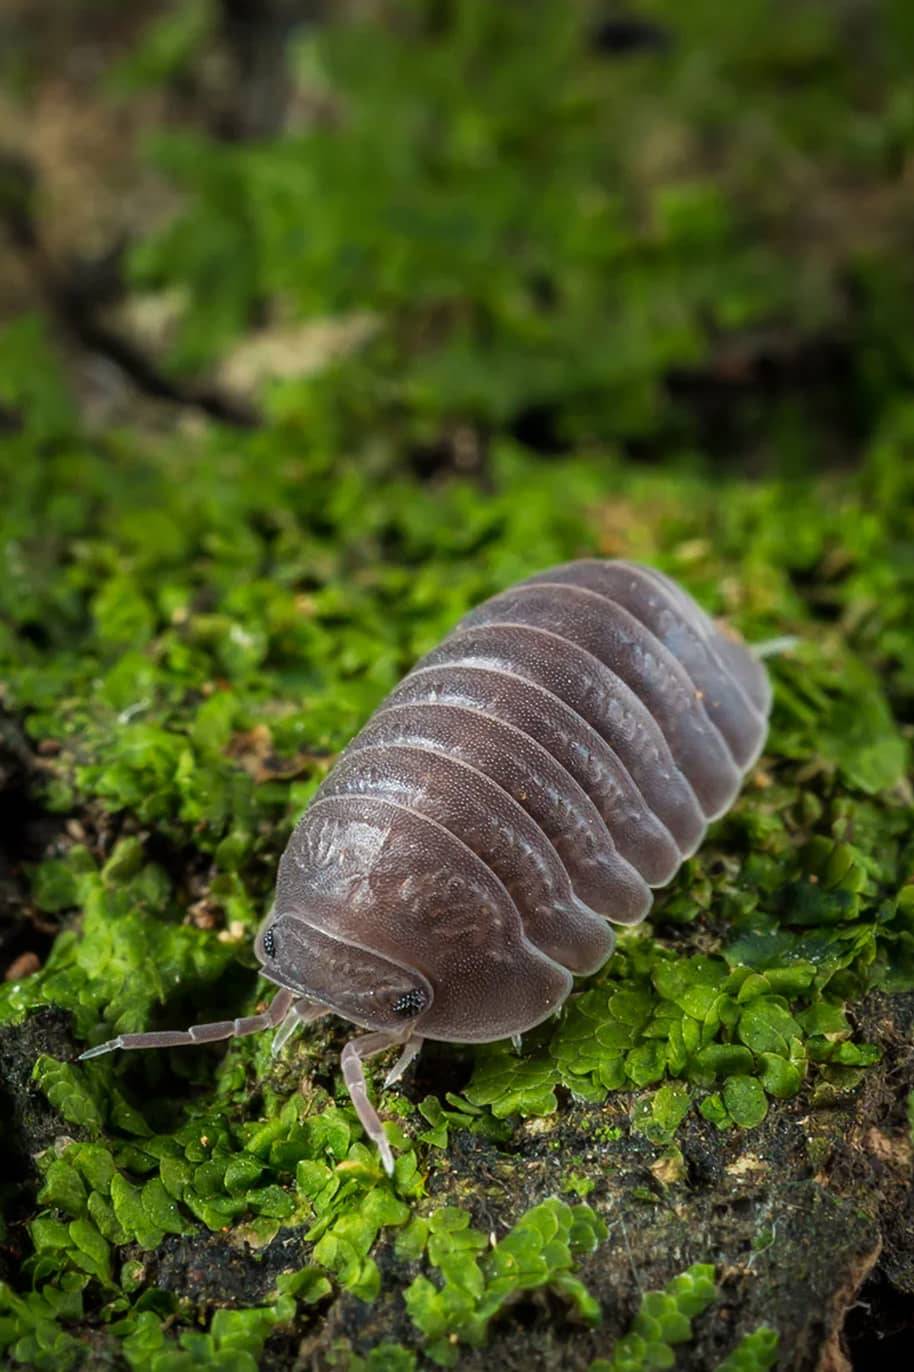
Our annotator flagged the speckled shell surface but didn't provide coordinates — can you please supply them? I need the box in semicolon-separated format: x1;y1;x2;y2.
270;560;771;1044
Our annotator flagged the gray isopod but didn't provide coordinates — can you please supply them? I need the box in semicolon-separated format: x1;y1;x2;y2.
80;559;772;1173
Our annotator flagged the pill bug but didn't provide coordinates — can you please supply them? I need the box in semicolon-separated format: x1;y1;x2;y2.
80;559;771;1174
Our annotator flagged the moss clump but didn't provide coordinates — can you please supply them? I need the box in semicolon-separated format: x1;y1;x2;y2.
404;1199;605;1365
3;321;914;1369
589;1265;779;1372
116;0;914;461
591;1263;718;1371
3;343;910;1367
714;1326;780;1372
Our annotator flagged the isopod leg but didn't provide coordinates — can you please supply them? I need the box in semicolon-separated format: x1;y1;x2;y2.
77;987;295;1059
383;1036;422;1087
341;1031;415;1177
270;998;329;1059
751;635;799;659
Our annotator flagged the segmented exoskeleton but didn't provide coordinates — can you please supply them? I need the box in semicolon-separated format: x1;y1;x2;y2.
81;560;771;1174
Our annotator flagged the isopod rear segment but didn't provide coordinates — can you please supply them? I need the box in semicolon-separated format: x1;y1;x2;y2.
78;559;772;1175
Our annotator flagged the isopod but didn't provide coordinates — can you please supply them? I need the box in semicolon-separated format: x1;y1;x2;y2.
80;560;771;1173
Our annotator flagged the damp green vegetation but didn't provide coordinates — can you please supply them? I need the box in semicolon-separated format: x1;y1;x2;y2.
591;1264;778;1372
3;352;912;1370
591;1263;718;1372
403;1199;605;1365
2;0;914;1367
355;1265;780;1372
586;1263;777;1372
112;0;914;459
713;1327;780;1372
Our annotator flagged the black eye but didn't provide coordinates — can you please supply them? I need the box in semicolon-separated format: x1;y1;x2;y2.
261;926;276;959
392;989;427;1018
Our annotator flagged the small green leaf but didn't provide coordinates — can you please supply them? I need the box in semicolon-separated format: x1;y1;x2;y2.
757;1054;803;1098
33;1058;103;1134
67;1219;112;1285
737;1000;801;1056
110;1174;165;1250
37;1161;87;1219
722;1076;769;1129
633;1082;691;1144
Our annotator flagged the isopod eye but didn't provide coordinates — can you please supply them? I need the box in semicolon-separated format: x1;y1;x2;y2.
392;988;427;1018
261;925;276;959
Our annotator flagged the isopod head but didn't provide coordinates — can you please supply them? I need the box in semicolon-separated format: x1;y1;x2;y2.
254;910;433;1034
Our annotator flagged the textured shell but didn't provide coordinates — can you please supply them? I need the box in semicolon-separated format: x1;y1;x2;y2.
266;560;770;1044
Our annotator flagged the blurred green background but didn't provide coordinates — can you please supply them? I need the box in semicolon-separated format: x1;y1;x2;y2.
3;0;914;466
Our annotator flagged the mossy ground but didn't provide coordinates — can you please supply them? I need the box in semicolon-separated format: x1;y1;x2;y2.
1;3;914;1369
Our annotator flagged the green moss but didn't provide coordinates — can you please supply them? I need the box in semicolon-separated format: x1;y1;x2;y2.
404;1199;606;1366
118;0;914;462
715;1327;780;1372
0;1277;87;1372
104;0;215;97
17;1083;415;1335
632;1082;692;1146
590;1271;779;1372
339;1346;417;1372
591;1263;718;1371
118;1301;293;1372
2;341;913;1360
2;331;913;1361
